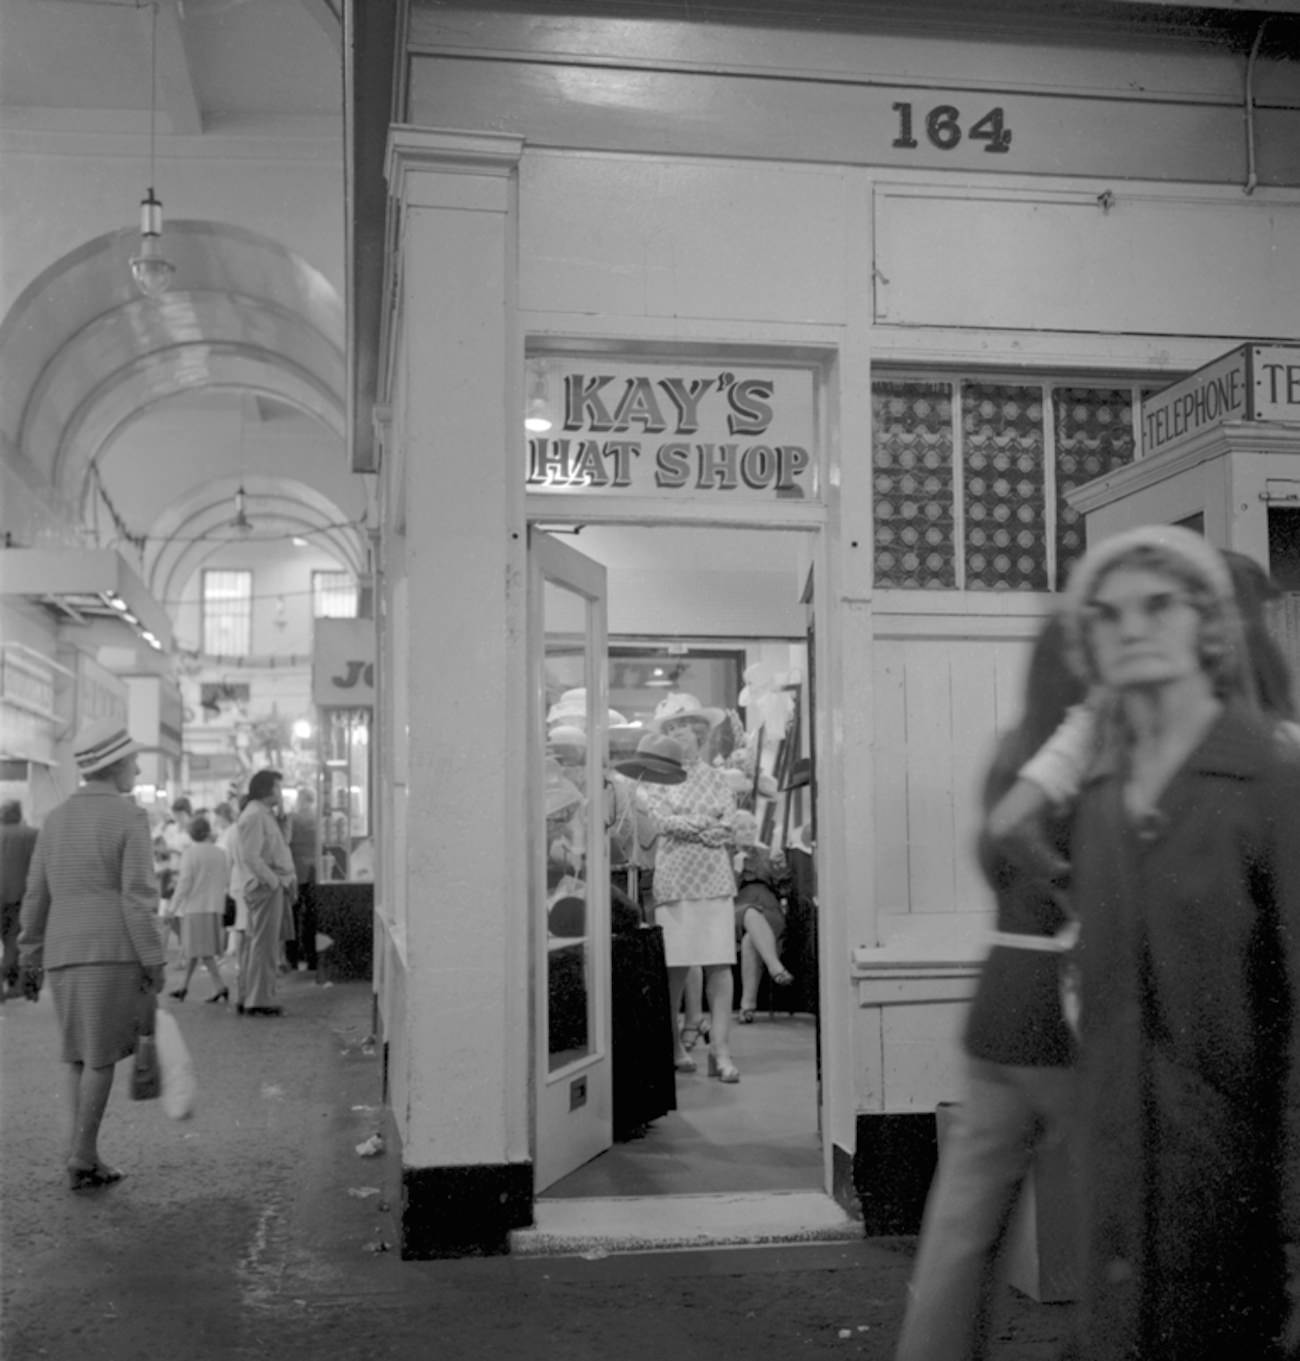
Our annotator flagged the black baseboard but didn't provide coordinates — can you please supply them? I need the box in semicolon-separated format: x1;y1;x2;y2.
400;1161;534;1259
853;1112;938;1236
831;1141;864;1223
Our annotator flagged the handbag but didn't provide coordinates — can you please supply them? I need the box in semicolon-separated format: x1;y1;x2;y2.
156;1008;197;1119
130;993;161;1101
222;895;237;929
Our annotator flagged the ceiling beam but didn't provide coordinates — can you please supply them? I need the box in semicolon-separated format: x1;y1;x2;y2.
344;0;398;475
147;0;202;137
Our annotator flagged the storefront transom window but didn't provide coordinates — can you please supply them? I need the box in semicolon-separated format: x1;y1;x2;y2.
873;376;1148;592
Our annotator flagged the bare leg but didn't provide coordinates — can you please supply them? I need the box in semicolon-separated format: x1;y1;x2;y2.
739;934;764;1012
741;907;788;980
66;1061;116;1169
683;965;704;1034
667;965;691;1063
202;957;225;993
174;959;198;995
705;963;734;1062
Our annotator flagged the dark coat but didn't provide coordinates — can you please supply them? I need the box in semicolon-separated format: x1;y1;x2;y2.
1070;703;1300;1361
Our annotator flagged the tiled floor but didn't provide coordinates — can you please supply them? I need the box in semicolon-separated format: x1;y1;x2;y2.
546;1013;822;1199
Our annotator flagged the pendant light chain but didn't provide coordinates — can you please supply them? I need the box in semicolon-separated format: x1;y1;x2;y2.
148;0;158;197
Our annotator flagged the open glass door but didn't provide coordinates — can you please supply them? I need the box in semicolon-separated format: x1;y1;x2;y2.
528;530;612;1192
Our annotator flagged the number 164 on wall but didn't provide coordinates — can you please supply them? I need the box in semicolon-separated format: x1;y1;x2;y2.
892;102;1013;153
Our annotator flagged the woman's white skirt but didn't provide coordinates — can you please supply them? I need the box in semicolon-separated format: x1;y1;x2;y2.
654;896;737;967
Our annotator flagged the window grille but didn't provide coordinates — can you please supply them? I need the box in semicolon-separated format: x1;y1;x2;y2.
201;569;252;656
313;570;358;618
873;375;1145;591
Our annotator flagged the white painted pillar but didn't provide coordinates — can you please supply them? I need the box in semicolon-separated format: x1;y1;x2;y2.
383;129;530;1256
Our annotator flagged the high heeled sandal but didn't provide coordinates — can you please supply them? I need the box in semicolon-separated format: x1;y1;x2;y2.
674;1054;698;1074
68;1163;125;1191
772;970;794;988
679;1023;702;1051
739;1007;756;1024
707;1052;740;1083
696;1017;711;1043
205;988;229;1004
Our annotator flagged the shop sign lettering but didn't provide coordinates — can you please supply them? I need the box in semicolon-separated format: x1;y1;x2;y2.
1142;343;1300;457
526;363;819;501
312;619;375;708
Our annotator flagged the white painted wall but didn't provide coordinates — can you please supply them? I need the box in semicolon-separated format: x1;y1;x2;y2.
169;538;350;659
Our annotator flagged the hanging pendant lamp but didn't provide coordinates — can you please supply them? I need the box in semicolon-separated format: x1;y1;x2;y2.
129;2;175;298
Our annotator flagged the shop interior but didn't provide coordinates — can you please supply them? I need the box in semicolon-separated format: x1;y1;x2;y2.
537;523;822;1199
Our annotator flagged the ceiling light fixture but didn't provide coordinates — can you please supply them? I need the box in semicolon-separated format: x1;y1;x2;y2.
129;3;175;299
231;485;253;534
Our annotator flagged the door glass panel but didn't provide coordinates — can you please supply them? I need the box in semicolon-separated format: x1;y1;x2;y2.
542;578;594;1072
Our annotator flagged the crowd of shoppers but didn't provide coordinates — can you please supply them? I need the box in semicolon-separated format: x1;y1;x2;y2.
12;746;316;1189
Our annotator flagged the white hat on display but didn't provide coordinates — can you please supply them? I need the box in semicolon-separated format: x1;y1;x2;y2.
546;687;627;728
650;692;725;733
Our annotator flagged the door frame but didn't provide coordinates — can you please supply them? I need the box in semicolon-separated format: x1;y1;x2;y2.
525;504;835;1196
528;528;614;1191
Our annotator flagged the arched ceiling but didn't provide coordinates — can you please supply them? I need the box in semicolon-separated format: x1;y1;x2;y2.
0;219;345;510
144;472;365;608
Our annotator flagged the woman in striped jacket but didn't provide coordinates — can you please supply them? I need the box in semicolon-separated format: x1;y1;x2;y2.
18;719;165;1191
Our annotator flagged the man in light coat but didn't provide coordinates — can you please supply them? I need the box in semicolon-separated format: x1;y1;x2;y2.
234;769;296;1017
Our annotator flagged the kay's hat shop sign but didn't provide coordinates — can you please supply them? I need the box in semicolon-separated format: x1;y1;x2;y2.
525;360;819;502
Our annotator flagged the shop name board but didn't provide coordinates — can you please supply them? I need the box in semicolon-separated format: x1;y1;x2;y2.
1143;344;1300;456
312;618;375;709
526;364;818;500
0;646;57;720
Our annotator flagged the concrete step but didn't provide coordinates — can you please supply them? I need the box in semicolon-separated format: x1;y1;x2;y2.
510;1190;861;1257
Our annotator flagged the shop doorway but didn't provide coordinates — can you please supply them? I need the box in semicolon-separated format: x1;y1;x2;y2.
530;522;823;1201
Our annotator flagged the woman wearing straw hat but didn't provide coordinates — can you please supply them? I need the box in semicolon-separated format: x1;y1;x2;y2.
1057;525;1300;1360
17;717;166;1190
640;693;743;1083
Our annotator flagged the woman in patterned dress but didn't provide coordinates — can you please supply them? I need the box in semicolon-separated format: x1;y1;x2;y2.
642;693;742;1083
18;718;166;1190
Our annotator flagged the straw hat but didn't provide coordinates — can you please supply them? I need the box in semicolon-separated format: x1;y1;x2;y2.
546;725;587;766
73;718;140;776
650;692;725;734
546;688;627;729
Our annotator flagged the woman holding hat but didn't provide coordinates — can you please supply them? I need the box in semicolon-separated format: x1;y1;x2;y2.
18;717;166;1191
1055;525;1300;1359
640;693;743;1082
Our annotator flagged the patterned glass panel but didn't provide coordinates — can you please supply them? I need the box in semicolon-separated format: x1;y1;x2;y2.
1054;387;1137;590
872;380;955;589
962;384;1047;591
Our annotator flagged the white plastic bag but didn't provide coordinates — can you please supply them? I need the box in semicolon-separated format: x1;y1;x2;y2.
156;1007;197;1120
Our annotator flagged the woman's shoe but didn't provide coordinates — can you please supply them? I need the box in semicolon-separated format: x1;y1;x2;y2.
739;1007;756;1024
771;969;794;988
697;1016;711;1043
673;1054;698;1074
206;988;229;1004
68;1162;125;1191
707;1051;740;1083
168;988;187;1001
679;1023;702;1051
